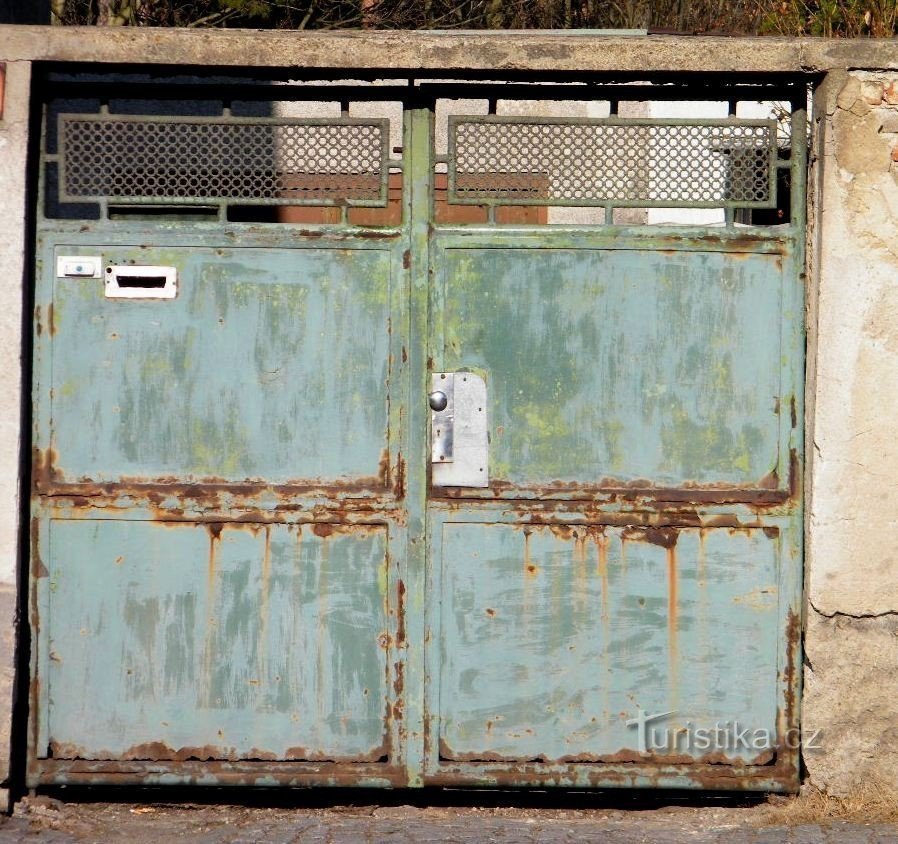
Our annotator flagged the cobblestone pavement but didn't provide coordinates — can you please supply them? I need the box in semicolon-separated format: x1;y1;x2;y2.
0;795;896;843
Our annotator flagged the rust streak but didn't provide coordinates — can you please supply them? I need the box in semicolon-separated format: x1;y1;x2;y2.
667;543;679;683
206;523;222;590
378;448;391;489
48;302;57;336
30;517;48;580
395;579;406;650
394;453;405;500
523;530;537;577
788;448;800;500
596;530;609;624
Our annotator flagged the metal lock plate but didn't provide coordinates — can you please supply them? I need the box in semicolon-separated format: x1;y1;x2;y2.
431;373;454;464
431;371;488;488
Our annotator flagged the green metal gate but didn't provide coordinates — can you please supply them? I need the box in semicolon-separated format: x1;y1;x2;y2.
27;73;806;791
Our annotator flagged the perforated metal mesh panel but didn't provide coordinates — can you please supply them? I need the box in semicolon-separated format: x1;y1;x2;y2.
448;117;778;208
58;115;390;206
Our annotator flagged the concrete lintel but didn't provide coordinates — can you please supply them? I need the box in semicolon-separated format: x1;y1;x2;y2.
0;25;858;75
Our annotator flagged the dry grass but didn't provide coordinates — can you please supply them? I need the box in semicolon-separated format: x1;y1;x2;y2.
757;780;898;826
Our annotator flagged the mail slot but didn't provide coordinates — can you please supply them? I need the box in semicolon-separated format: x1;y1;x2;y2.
105;265;177;299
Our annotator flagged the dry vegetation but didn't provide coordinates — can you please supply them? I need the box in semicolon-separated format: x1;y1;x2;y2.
49;0;898;36
759;780;898;826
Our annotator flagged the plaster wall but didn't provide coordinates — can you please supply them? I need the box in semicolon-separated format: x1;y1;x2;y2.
803;69;898;793
0;58;31;808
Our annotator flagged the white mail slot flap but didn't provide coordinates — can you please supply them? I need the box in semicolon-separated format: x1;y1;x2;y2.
105;265;178;299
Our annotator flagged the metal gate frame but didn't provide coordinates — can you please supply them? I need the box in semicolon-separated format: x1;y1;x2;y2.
27;71;806;792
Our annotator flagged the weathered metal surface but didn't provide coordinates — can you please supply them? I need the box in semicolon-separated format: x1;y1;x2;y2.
432;234;797;494
44;243;394;486
30;216;411;785
43;520;393;762
29;89;804;793
431;524;779;763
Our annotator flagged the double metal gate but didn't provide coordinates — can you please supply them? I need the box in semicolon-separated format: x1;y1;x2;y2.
27;72;806;791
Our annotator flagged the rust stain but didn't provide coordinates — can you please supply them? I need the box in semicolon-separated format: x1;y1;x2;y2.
443;478;791;510
595;530;609;624
395;579;406;649
35;758;408;787
378;448;391;489
780;607;801;747
48;303;57;337
29;676;41;763
485;607;496;617
260;526;271;643
39;468;395;503
790;395;797;429
523;530;537;577
622;526;678;549
401;345;408;364
35;305;42;337
758;467;779;489
49;740;392;765
32;446;59;491
788;448;800;500
30;517;49;579
394;453;405;500
402;249;411;270
206;523;222;588
667;543;679;686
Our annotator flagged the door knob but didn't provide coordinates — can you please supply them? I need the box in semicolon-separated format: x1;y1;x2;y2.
428;390;448;412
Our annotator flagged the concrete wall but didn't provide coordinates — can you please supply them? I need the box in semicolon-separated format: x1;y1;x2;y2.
0;58;30;809
803;69;898;794
0;26;896;800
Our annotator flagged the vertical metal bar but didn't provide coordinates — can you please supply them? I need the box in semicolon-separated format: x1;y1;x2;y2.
403;104;432;787
781;88;807;778
790;95;808;229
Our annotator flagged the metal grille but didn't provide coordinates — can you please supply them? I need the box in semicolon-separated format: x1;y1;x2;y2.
58;115;390;206
448;117;778;208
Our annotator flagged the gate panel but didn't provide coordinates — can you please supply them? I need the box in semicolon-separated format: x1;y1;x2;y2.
435;240;791;492
44;519;391;762
434;522;779;765
46;244;392;486
423;90;805;791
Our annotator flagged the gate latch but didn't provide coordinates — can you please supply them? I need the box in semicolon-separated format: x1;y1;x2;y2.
430;371;488;488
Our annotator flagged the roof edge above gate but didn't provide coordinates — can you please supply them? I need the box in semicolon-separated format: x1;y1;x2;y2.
0;25;894;74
